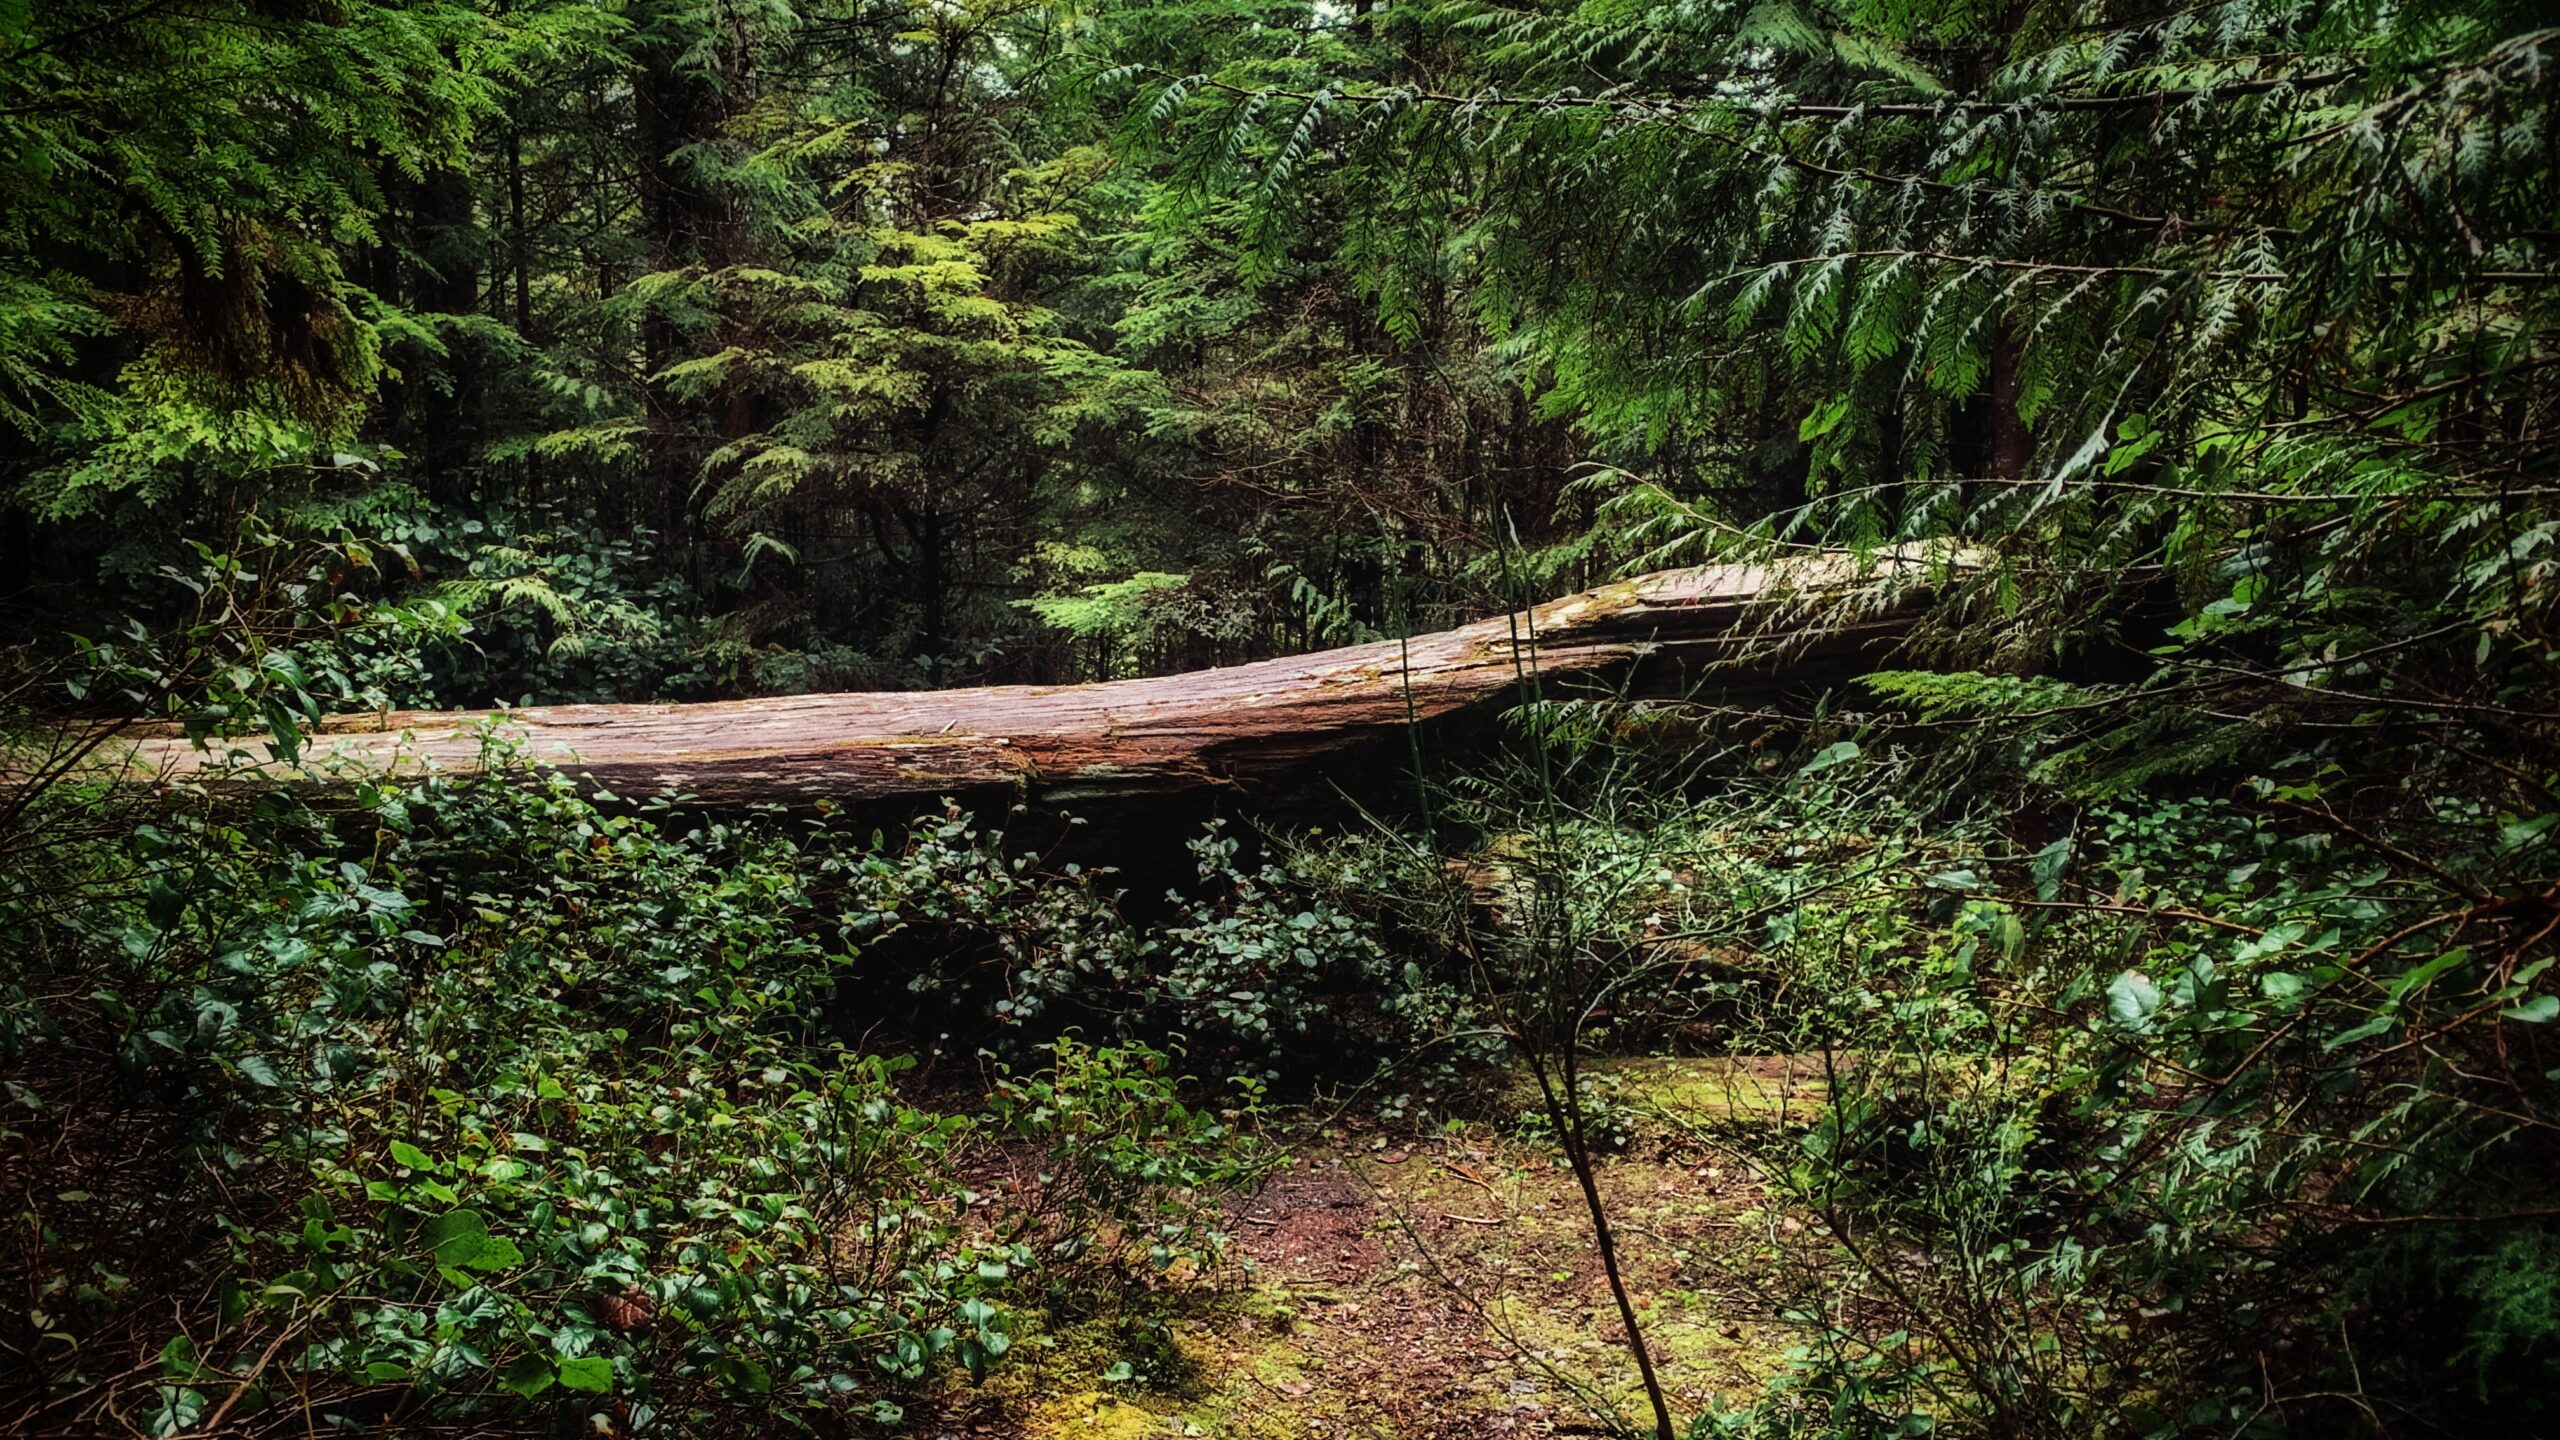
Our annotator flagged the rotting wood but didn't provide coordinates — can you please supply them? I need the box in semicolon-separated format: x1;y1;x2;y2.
102;551;1947;808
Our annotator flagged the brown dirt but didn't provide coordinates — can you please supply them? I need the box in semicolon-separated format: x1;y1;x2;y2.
919;1075;1818;1439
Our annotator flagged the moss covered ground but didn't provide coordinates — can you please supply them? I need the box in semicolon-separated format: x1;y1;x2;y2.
914;1055;1829;1437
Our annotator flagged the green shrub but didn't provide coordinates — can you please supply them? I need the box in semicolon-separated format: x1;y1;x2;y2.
0;762;1274;1437
985;1037;1279;1287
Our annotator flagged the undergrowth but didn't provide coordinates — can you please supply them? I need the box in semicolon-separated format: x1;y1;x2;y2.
1276;703;2560;1439
0;760;1297;1438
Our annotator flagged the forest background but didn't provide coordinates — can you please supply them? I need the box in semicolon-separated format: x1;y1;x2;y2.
2;0;2557;1437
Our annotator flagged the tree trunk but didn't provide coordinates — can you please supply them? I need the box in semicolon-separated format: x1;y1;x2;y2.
106;553;1949;810
508;131;533;336
1988;326;2032;482
633;2;726;549
409;166;483;503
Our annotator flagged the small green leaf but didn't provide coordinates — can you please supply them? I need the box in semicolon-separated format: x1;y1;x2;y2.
389;1140;432;1171
2502;996;2559;1025
2323;1014;2396;1050
463;1235;524;1272
158;1335;204;1380
424;1209;490;1266
146;1384;206;1438
498;1354;554;1397
556;1355;614;1393
145;879;185;930
1796;740;1861;778
2385;948;2469;1005
2106;971;2161;1030
2030;835;2074;901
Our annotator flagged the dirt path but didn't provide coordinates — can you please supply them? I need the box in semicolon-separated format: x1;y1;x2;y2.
924;1057;1826;1438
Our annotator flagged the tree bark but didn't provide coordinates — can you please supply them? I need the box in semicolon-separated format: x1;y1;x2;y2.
1988;325;2032;482
107;553;1947;809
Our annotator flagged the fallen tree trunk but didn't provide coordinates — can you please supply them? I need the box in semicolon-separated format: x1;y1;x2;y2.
109;552;1944;809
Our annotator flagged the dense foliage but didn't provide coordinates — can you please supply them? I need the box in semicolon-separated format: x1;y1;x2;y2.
0;759;1288;1436
3;0;2556;1436
1310;713;2560;1436
2;0;1589;699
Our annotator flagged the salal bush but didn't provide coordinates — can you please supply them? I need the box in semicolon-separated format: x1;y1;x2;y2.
976;820;1492;1076
0;766;1273;1438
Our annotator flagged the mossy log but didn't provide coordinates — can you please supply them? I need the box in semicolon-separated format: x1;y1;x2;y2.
109;553;1944;810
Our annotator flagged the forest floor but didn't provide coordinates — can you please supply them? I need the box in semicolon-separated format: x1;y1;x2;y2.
917;1055;1835;1438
